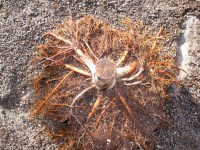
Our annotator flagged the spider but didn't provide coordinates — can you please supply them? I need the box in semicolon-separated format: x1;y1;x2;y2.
32;17;164;122
40;33;150;122
31;16;178;149
77;47;144;116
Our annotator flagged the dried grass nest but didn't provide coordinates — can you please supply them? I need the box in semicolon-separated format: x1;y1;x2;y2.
31;16;179;149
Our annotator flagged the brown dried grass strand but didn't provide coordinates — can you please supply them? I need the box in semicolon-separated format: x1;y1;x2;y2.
31;71;73;116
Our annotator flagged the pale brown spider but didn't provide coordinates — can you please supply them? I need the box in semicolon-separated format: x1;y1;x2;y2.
43;32;148;121
32;18;164;122
31;16;178;149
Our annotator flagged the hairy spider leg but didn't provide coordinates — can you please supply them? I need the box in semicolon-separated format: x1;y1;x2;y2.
61;85;96;122
73;55;86;66
121;61;144;82
123;80;144;86
95;97;116;128
116;89;134;117
70;85;95;107
87;95;102;120
45;32;96;76
83;40;99;61
116;61;138;78
64;64;91;77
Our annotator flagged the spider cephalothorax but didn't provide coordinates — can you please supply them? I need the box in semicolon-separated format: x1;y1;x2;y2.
32;16;178;149
94;57;117;90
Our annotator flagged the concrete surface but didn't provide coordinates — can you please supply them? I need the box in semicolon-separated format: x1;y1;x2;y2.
178;16;200;103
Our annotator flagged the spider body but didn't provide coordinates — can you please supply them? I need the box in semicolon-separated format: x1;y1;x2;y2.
94;57;116;90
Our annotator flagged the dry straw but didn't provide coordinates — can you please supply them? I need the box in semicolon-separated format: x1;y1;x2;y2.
31;16;179;149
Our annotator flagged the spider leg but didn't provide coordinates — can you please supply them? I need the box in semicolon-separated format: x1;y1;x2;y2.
117;29;163;81
73;55;86;66
123;80;143;86
116;89;134;117
45;32;96;77
83;40;99;61
94;106;107;128
64;64;91;77
116;50;129;67
74;47;96;76
116;61;138;78
120;61;144;82
123;77;149;86
95;97;116;128
65;84;95;121
70;84;95;107
87;95;102;120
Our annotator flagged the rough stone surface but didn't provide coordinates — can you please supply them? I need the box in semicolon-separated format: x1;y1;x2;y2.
178;16;200;103
0;0;200;149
